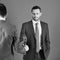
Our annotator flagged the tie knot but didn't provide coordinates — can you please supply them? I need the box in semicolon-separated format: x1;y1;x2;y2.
36;23;38;25
35;23;38;27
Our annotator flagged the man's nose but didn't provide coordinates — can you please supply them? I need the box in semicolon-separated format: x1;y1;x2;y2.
34;14;37;17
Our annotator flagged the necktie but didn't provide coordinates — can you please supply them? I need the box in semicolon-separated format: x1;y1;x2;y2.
35;23;40;53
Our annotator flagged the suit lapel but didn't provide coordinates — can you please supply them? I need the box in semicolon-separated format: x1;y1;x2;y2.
29;20;35;36
40;21;43;37
40;21;44;47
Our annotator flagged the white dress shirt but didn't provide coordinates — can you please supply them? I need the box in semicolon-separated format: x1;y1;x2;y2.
32;20;42;50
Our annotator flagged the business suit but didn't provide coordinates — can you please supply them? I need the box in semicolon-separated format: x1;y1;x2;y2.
0;20;17;60
20;20;50;60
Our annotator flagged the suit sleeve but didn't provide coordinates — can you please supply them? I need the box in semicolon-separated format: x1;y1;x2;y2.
44;24;50;59
20;23;26;42
12;25;17;54
15;23;26;54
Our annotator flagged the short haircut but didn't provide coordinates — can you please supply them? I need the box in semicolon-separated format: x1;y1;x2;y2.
31;5;41;12
0;3;7;17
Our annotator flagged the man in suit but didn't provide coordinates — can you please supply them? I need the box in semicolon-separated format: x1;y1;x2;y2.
0;3;17;60
19;5;50;60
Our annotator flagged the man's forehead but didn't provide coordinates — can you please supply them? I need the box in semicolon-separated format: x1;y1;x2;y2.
32;9;40;13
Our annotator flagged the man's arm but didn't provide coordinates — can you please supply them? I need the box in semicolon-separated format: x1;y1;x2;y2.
20;23;26;42
44;24;50;59
15;23;29;54
12;25;17;55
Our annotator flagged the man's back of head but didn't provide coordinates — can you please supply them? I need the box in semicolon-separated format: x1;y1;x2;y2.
0;3;7;18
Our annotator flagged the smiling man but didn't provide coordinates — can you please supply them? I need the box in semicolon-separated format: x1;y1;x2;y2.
19;5;50;60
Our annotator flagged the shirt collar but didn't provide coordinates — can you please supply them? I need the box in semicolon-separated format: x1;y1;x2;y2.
0;16;6;21
32;19;40;24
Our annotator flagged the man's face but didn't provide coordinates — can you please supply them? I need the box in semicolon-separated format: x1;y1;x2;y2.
32;9;42;21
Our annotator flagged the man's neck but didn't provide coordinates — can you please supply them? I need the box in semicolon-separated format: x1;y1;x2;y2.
32;19;40;23
0;16;6;21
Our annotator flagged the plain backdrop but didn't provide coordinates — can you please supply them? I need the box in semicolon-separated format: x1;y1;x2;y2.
0;0;60;60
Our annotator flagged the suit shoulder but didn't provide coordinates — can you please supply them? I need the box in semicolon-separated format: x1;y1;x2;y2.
22;21;31;26
41;21;48;26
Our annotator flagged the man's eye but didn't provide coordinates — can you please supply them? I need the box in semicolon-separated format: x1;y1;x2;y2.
33;13;35;15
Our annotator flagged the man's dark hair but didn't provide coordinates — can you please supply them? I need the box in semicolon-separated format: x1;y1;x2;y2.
31;5;41;12
0;3;7;17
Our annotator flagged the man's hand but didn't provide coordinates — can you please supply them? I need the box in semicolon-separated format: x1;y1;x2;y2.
16;40;26;54
17;34;28;55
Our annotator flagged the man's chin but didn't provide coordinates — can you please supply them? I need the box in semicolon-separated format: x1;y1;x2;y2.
34;19;39;21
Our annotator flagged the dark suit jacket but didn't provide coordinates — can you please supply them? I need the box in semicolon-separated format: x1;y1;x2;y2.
20;20;50;60
0;20;17;60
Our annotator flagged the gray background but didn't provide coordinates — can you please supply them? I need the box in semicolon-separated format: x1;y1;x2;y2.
0;0;60;60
